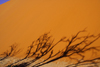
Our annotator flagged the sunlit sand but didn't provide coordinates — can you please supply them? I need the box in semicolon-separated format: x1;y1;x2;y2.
0;0;100;67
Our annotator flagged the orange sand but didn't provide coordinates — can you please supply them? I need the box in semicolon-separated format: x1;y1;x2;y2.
0;0;100;59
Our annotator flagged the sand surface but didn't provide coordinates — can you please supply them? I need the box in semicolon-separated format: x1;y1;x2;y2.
0;57;100;67
0;0;100;63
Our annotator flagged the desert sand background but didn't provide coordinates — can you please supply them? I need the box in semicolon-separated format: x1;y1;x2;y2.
0;0;100;60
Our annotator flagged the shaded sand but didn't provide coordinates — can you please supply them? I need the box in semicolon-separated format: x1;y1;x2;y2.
0;57;100;67
0;57;68;67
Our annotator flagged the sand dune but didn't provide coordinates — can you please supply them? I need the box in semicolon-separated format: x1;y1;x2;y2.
0;0;100;64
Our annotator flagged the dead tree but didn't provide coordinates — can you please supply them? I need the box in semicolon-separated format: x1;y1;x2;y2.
32;29;100;67
6;29;100;67
0;44;20;61
10;32;66;67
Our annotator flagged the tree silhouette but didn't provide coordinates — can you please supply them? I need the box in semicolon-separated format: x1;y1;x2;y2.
31;29;100;67
0;29;100;67
0;44;20;61
9;32;66;67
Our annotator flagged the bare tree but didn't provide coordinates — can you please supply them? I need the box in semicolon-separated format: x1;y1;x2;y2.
31;29;100;67
0;44;20;61
10;32;66;67
5;29;100;67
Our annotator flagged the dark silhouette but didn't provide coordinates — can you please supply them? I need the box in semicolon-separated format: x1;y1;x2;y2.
9;32;66;67
0;29;100;67
0;44;20;61
31;29;100;67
